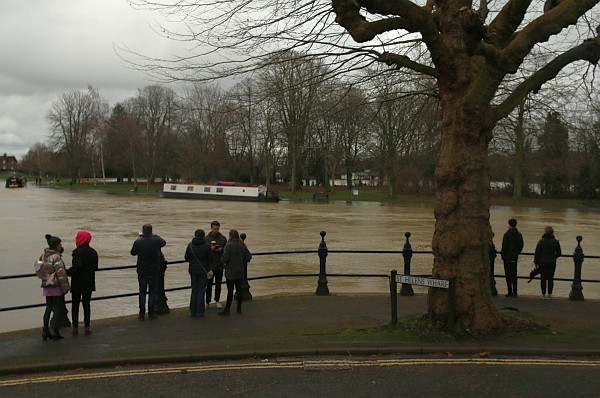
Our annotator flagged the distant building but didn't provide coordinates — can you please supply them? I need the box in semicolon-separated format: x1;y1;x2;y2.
1;154;18;171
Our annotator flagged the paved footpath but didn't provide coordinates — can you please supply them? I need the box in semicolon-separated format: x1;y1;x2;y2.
1;294;600;375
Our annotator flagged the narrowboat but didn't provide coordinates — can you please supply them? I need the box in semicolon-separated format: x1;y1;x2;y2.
160;182;279;202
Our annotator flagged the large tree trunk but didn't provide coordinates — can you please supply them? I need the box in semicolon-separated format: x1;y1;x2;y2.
429;94;501;331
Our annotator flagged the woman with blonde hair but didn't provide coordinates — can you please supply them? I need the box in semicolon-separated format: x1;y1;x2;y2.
218;229;252;316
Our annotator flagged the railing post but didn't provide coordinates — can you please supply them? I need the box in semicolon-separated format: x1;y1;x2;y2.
390;270;398;325
316;231;329;296
569;235;584;301
489;235;498;296
240;233;252;301
400;232;414;296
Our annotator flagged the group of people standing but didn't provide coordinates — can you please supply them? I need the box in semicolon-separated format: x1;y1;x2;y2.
132;220;251;320
500;218;562;299
183;221;252;317
38;219;250;341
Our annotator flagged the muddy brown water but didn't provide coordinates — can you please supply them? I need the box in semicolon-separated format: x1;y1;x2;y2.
1;186;599;332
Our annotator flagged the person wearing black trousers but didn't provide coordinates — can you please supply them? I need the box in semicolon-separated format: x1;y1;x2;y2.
68;230;99;336
534;226;562;299
219;229;252;316
501;218;524;297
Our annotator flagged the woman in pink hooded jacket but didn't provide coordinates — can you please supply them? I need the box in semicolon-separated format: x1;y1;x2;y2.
67;230;99;336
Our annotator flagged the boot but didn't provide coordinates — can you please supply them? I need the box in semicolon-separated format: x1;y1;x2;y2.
84;326;92;335
51;327;64;340
71;327;79;336
218;309;230;316
42;327;51;341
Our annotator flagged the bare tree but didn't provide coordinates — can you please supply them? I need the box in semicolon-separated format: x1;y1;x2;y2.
20;143;55;180
259;53;326;192
126;0;600;332
133;85;178;188
46;86;106;183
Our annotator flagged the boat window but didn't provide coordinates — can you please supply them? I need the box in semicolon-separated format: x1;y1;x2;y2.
170;185;177;191
204;187;211;193
187;186;194;192
216;187;223;193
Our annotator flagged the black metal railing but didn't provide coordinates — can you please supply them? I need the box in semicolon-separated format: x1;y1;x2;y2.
1;231;598;313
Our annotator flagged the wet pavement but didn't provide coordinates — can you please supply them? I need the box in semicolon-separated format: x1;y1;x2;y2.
1;293;599;375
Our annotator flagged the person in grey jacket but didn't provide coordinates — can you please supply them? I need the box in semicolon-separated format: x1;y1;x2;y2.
218;229;251;316
534;226;562;299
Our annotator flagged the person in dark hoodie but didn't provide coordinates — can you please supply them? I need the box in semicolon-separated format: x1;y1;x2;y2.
67;230;99;336
501;218;524;297
534;226;562;299
184;229;213;317
130;224;166;321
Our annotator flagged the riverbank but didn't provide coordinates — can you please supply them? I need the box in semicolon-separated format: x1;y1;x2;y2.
12;175;600;209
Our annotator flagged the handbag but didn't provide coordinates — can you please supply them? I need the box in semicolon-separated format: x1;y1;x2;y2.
188;244;213;279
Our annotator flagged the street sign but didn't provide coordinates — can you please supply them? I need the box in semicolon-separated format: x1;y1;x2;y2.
396;274;450;289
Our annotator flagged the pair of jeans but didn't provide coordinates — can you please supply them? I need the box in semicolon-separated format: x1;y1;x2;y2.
71;292;92;327
206;269;224;304
43;295;65;329
189;272;207;315
138;274;157;315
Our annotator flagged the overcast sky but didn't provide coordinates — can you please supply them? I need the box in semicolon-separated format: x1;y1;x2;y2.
0;0;178;158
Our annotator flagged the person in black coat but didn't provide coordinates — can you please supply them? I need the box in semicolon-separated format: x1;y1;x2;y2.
184;229;213;317
130;224;166;321
219;229;252;316
534;226;562;299
501;218;524;297
67;230;98;336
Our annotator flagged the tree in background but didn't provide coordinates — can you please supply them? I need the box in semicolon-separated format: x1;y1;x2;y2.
133;85;178;187
20;143;55;180
537;111;570;197
260;53;326;192
46;85;106;183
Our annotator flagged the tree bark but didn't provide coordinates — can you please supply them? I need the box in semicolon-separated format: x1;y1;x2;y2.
429;89;501;331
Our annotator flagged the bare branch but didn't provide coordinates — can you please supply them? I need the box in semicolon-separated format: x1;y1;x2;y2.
493;35;600;122
501;0;599;73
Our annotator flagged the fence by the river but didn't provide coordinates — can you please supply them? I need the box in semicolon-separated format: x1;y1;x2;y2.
1;231;599;314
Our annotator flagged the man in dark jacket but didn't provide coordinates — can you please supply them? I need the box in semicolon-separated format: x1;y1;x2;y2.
131;224;166;320
501;218;524;297
534;226;562;299
184;229;213;317
68;230;98;335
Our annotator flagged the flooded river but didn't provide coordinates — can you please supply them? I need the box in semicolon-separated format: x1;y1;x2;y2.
1;186;599;332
